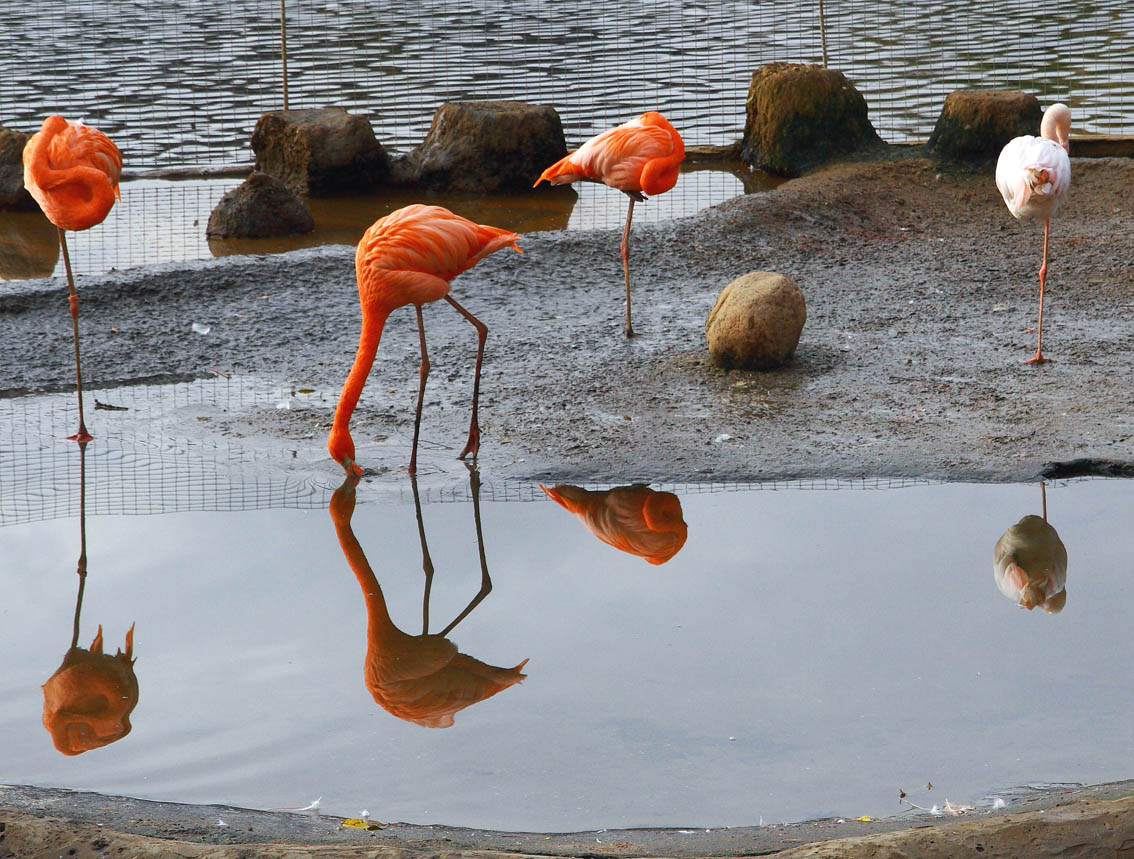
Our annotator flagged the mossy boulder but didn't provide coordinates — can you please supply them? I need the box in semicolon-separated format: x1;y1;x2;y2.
740;63;882;177
0;208;58;278
251;108;391;197
0;126;34;210
206;172;315;239
400;100;567;192
926;90;1043;160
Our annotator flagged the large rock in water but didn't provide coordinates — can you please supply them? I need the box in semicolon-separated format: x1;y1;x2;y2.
251;108;391;197
401;100;567;192
0;126;34;210
0;208;58;278
206;172;314;238
926;90;1043;160
705;272;806;370
740;63;882;176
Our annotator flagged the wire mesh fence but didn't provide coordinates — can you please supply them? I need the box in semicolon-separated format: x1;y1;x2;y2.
6;0;1132;172
2;1;1131;278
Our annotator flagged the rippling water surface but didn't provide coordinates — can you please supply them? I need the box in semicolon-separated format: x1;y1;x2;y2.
2;2;1131;275
4;0;1132;169
1;383;1132;830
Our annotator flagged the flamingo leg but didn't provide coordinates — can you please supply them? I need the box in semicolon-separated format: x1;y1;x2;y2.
620;197;637;337
410;473;436;634
439;461;493;638
58;229;93;442
70;436;90;650
1024;220;1051;365
409;304;430;475
443;295;487;462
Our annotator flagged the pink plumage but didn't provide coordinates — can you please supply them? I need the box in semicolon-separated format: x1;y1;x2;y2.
533;111;685;336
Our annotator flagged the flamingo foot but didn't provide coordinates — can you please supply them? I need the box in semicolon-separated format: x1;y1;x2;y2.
457;428;480;462
1023;351;1050;365
67;426;94;443
339;457;366;477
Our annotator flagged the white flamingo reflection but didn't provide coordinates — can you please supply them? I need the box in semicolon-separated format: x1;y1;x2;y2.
993;483;1068;613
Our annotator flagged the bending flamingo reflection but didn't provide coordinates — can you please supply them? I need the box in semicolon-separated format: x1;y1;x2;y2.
993;482;1068;613
329;468;527;727
539;483;688;565
42;440;139;754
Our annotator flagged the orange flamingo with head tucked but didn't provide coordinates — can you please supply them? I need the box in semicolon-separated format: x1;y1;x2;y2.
534;111;684;337
327;205;522;476
23;115;122;442
540;483;688;565
995;103;1071;364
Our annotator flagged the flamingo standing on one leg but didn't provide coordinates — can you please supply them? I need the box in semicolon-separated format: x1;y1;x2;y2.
534;111;684;337
23;115;122;442
995;103;1071;364
327;204;522;476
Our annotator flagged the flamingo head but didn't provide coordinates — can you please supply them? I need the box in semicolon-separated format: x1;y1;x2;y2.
328;428;363;477
1040;103;1071;153
1018;581;1047;610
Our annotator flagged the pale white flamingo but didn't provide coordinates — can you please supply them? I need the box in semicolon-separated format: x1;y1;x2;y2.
995;103;1071;364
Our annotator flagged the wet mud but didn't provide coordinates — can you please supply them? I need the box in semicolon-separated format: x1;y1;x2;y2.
2;155;1133;485
2;781;1133;857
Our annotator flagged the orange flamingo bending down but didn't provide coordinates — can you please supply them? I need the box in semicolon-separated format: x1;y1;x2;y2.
330;470;528;727
540;483;688;565
534;111;685;337
995;103;1071;364
327;205;522;476
23;115;122;442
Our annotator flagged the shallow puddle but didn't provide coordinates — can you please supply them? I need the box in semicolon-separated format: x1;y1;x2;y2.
1;388;1132;830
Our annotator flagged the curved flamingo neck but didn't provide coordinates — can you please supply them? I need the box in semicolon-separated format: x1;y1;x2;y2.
328;302;394;468
330;493;397;637
639;114;685;196
1040;103;1071;152
24;116;118;232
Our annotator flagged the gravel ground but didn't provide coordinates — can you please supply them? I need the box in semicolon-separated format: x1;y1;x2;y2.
4;155;1133;487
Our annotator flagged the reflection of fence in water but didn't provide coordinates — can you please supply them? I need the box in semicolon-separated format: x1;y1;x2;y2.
409;476;941;505
0;377;336;526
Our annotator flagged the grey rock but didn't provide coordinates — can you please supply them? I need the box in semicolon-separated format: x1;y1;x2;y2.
740;63;883;177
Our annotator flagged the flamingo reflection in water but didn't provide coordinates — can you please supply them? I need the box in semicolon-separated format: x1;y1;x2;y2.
42;440;139;754
329;467;527;727
993;482;1067;613
539;483;687;565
